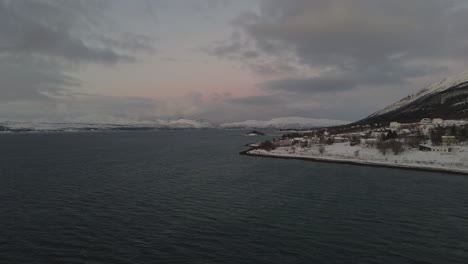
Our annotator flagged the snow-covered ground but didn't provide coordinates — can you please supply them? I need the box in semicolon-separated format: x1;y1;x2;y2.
248;143;468;174
221;117;349;129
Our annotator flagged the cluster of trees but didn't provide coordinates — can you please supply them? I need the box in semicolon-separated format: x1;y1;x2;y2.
258;140;275;151
382;130;398;141
376;140;404;155
430;129;444;146
350;136;361;146
318;146;325;154
430;125;468;145
318;136;334;145
406;136;423;148
282;133;305;139
442;125;468;141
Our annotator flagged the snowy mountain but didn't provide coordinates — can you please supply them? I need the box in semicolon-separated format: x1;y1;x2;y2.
0;117;216;132
359;70;468;124
220;117;350;129
164;119;215;129
0;115;348;132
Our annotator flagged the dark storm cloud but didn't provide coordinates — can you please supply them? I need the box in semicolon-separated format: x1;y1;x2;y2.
0;55;79;102
216;0;466;121
210;0;468;95
0;0;154;103
260;63;444;94
0;0;133;64
247;0;467;62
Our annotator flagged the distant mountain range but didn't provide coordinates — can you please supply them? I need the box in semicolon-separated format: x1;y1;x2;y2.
220;117;349;129
0;116;349;132
0;118;216;132
357;71;468;125
4;70;468;133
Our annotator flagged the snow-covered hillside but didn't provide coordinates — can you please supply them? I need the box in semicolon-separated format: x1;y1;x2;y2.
369;70;468;118
221;117;349;129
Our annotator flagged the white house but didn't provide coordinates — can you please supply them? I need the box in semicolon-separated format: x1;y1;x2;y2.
432;118;444;125
390;122;401;129
419;124;433;136
419;144;451;152
398;129;411;135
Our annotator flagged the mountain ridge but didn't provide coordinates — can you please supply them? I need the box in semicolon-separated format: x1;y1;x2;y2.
357;71;468;125
220;117;350;129
0;116;349;132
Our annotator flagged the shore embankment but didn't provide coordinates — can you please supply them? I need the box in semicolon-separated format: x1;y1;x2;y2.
240;149;468;176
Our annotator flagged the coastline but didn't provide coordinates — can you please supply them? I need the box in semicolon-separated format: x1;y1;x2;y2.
240;149;468;176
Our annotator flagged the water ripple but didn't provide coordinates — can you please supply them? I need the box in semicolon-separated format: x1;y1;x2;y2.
1;130;467;264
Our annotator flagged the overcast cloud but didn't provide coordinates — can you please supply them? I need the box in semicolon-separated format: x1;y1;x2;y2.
210;0;468;117
1;0;468;123
0;0;158;120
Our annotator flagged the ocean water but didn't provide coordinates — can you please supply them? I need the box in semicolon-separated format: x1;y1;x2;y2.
0;130;467;264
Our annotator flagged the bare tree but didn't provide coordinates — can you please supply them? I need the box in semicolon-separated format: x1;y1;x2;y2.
319;136;326;144
318;146;325;155
376;142;388;155
389;140;404;155
354;150;360;157
431;128;443;146
258;140;275;151
407;136;421;148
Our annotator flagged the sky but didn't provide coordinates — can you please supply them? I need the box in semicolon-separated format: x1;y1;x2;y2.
1;0;468;123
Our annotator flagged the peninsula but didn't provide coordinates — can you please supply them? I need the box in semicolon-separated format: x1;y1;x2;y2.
242;71;468;175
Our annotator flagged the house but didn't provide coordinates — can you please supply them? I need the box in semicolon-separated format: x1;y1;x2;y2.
442;136;458;144
390;122;401;129
419;145;431;151
419;124;433;137
432;118;444;125
398;129;411;135
371;131;385;138
333;137;348;143
431;146;452;152
276;139;293;147
362;138;378;146
292;137;307;146
419;144;451;152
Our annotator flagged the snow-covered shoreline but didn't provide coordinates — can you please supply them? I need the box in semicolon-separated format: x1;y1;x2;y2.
245;144;468;175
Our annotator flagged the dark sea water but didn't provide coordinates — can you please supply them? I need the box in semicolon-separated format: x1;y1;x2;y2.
0;130;467;264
